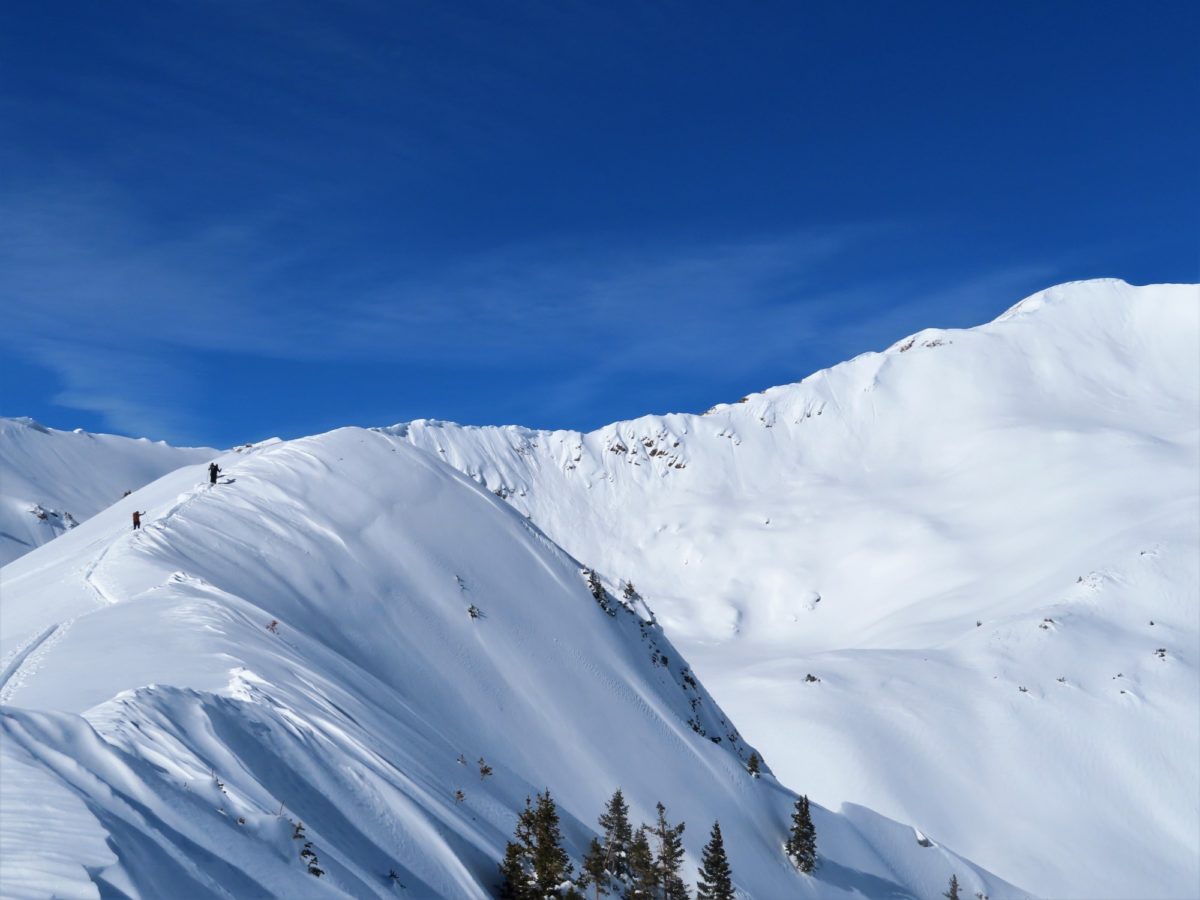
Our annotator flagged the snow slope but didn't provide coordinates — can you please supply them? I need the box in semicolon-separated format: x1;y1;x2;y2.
0;417;213;566
386;279;1200;899
0;429;1020;898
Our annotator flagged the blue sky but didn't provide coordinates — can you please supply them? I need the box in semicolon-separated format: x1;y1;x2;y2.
2;1;1196;446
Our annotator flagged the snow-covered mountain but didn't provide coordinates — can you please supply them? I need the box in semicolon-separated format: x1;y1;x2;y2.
385;279;1200;899
0;417;214;566
0;429;1018;898
2;278;1194;899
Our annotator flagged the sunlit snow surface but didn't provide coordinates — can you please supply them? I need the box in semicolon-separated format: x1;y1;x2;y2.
0;428;1017;897
387;280;1200;899
3;278;1195;898
0;417;213;566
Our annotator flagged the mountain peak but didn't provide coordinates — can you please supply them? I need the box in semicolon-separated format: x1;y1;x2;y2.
384;277;1199;899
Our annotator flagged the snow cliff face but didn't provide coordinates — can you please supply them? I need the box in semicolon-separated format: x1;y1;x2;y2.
0;430;1017;898
385;279;1200;899
0;417;213;566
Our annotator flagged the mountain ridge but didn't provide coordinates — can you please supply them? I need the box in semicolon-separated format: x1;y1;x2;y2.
0;415;215;566
381;278;1200;898
0;427;1020;898
2;277;1195;897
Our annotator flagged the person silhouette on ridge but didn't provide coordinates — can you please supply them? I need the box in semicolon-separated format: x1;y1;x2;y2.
132;510;144;530
209;462;221;485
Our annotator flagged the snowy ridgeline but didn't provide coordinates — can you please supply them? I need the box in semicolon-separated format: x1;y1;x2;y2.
0;429;1017;898
1;278;1195;899
0;417;214;566
384;279;1200;900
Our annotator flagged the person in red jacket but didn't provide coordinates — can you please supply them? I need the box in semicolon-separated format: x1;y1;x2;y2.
132;510;144;530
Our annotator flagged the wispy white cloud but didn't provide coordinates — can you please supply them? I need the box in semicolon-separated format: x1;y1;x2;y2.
28;340;202;442
0;182;1057;440
336;227;874;364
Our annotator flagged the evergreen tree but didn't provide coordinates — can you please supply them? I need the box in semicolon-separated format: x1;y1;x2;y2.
498;841;530;899
648;802;688;900
531;789;575;890
624;828;657;900
746;752;760;777
943;874;961;900
598;789;635;881
498;797;537;899
695;821;734;900
786;795;817;873
581;837;611;899
299;841;324;877
498;792;580;898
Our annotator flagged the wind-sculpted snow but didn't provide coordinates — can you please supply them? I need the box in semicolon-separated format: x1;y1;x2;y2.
0;430;1020;898
0;417;214;566
386;279;1200;899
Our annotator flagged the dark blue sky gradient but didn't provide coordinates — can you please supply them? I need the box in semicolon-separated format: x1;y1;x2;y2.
1;1;1196;445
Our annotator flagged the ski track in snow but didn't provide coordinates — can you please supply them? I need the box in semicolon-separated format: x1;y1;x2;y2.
4;480;237;706
0;619;75;704
85;480;225;607
0;417;214;567
82;539;120;606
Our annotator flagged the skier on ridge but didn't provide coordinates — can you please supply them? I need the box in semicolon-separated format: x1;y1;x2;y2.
208;462;221;485
132;510;144;530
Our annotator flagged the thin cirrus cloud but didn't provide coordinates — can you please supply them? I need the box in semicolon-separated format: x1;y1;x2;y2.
338;228;873;363
28;340;202;444
0;185;1051;442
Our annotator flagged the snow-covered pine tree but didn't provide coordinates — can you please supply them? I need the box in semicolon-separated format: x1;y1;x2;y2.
581;837;610;899
625;828;656;900
598;788;634;882
583;568;616;616
944;873;961;900
746;752;761;777
649;802;688;900
299;841;324;877
786;795;817;873
696;821;734;900
500;793;581;898
498;797;537;899
531;789;576;893
585;568;605;599
498;844;529;899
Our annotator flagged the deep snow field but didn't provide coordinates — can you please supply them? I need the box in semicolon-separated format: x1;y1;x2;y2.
388;279;1200;900
0;430;1015;898
1;278;1196;899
